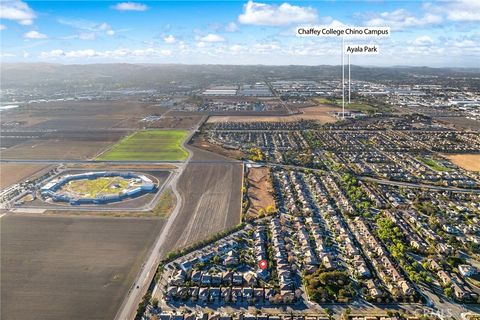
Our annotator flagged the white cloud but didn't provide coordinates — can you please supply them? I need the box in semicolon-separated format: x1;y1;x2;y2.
225;22;239;32
318;17;346;28
230;44;245;51
112;2;148;11
45;49;65;57
413;35;434;46
405;45;444;56
66;49;97;58
441;0;480;22
0;0;36;25
441;36;480;56
79;32;96;40
0;24;6;31
364;9;442;29
283;17;345;36
58;19;116;38
159;49;172;56
98;23;110;31
163;35;176;44
451;39;477;48
59;18;99;31
199;34;225;42
24;30;48;39
1;52;16;58
238;0;317;26
177;41;189;53
98;22;115;35
40;47;173;59
251;42;280;53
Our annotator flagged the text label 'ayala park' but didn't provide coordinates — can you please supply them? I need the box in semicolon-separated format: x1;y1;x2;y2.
345;45;380;55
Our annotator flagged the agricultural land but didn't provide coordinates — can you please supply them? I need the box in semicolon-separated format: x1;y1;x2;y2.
98;130;189;161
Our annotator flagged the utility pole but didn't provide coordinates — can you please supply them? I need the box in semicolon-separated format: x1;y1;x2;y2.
342;36;345;119
348;54;351;104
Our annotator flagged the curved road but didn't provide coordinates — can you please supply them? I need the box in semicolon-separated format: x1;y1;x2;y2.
114;119;203;320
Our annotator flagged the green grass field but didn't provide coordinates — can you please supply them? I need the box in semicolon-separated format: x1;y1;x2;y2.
313;97;333;104
98;130;189;161
312;97;376;112
66;177;129;197
418;157;451;172
333;99;376;112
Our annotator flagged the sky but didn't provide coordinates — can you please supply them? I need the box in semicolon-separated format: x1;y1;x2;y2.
0;0;479;66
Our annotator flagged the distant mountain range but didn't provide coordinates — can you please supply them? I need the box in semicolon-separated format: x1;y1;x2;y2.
2;63;479;90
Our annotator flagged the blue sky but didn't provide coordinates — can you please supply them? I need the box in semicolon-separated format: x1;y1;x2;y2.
1;0;479;66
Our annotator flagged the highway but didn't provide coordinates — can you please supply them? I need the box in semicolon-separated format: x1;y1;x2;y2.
260;162;480;194
3;158;479;194
356;176;480;194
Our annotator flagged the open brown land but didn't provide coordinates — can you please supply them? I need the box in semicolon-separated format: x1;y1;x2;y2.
1;100;167;131
1;214;166;320
0;139;112;160
160;146;243;253
245;166;276;220
206;105;338;124
435;116;480;131
190;134;245;159
444;154;480;172
0;131;44;149
66;163;177;171
0;130;126;156
148;115;204;129
0;163;50;188
0;130;127;160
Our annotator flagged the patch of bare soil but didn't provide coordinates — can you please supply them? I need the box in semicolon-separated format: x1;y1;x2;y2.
245;166;276;220
444;154;480;172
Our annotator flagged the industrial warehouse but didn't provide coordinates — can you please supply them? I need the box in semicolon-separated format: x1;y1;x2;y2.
40;171;157;205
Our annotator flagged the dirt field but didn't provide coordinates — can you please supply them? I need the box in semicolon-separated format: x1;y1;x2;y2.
1;130;127;160
435;116;480;131
1;100;167;131
149;115;204;129
1;214;165;320
190;134;245;159
245;166;276;220
0;131;45;149
0;140;113;160
66;163;177;171
0;163;50;188
444;154;480;172
30;118;121;130
160;146;243;253
206;104;339;124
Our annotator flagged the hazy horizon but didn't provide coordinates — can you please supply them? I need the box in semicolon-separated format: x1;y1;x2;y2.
2;62;480;70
